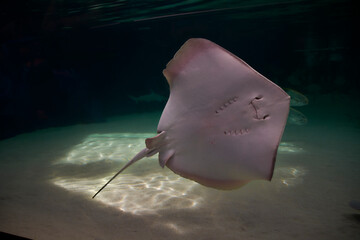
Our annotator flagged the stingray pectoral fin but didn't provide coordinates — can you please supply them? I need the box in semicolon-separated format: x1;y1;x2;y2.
92;147;156;198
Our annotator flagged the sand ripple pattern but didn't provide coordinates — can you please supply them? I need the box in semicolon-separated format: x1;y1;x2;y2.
52;133;202;215
56;133;155;164
53;172;201;215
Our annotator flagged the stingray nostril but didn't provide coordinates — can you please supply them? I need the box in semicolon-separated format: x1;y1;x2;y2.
255;95;263;100
263;114;269;120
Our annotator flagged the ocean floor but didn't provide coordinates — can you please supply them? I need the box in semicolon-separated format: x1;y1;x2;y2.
0;98;360;239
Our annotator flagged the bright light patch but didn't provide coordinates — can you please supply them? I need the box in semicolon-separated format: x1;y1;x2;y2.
278;142;304;153
164;222;187;234
52;133;202;215
53;172;201;215
55;133;155;165
275;166;307;187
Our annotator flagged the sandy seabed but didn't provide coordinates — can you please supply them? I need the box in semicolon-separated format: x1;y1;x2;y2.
0;98;359;240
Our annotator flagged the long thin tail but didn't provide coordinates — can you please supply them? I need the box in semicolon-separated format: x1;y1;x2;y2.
92;148;149;198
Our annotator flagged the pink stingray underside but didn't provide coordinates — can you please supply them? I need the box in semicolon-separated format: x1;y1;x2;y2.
146;38;290;190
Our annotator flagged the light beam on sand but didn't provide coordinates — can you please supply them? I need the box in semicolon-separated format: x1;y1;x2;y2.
275;166;307;187
278;142;304;153
52;133;202;215
55;133;156;165
53;172;201;215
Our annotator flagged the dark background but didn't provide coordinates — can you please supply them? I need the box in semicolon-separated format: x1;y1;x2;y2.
0;0;358;139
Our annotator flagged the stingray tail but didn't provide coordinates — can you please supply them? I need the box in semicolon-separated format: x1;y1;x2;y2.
92;148;155;198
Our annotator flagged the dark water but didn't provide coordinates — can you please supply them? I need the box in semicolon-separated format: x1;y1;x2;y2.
0;1;359;239
1;0;358;139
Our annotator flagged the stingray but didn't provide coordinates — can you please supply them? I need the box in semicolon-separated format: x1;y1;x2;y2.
93;38;290;198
